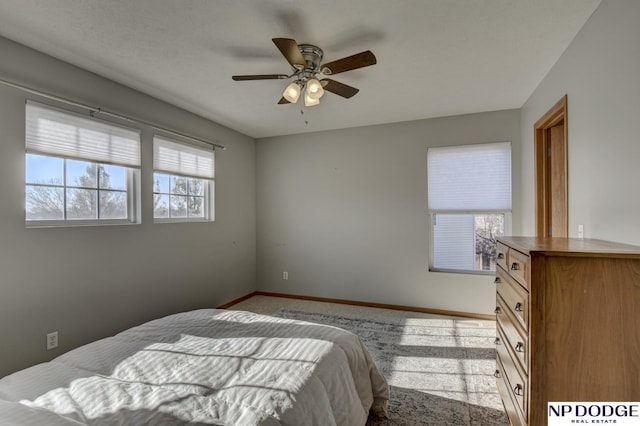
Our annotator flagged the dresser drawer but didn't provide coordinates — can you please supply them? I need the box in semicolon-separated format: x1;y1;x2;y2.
507;248;529;289
496;267;529;331
496;325;527;418
496;296;528;371
496;241;509;271
496;355;526;426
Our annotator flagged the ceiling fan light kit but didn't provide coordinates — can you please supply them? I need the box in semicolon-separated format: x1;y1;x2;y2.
283;81;302;103
232;38;376;107
304;92;320;107
305;78;324;100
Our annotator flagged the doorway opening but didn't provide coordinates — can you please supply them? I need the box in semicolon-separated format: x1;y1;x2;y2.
534;95;568;238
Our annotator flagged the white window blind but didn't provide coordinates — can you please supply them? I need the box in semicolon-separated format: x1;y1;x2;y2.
428;142;511;211
153;136;215;179
25;101;141;168
433;214;476;270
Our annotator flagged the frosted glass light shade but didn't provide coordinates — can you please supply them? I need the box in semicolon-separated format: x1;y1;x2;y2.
306;78;324;100
304;93;320;107
283;82;301;103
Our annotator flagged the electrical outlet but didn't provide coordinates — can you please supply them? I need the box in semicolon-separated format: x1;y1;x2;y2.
46;331;58;350
578;224;584;239
283;271;288;280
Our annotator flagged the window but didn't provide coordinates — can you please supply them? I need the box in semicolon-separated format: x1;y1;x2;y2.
153;135;215;222
428;142;511;273
25;101;140;226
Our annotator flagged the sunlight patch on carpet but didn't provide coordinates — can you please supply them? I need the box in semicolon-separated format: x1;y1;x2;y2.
275;309;509;425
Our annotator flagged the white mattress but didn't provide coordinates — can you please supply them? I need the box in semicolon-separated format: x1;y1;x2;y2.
0;309;388;425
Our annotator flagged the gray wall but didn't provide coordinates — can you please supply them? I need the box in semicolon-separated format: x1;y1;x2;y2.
257;110;521;316
520;0;640;245
0;37;256;377
8;0;635;377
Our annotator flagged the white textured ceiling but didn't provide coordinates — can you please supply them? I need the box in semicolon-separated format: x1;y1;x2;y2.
0;0;600;138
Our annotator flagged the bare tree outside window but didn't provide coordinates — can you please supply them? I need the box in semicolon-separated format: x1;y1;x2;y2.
475;214;505;271
25;154;129;221
153;173;205;220
25;178;64;220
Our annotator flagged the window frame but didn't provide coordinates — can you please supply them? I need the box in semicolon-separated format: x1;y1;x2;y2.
25;155;139;227
24;101;141;228
152;172;213;223
152;135;215;224
428;211;512;275
427;142;512;275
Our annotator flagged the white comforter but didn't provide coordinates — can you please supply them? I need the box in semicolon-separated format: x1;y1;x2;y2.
0;309;388;425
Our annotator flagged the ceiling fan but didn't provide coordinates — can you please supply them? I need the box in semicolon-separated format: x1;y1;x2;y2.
232;38;377;106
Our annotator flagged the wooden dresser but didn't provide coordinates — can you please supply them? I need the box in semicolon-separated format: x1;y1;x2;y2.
494;237;640;426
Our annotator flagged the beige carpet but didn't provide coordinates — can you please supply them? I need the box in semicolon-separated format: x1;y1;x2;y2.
229;295;508;425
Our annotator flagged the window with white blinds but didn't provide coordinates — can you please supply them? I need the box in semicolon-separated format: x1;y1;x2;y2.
153;135;215;222
26;101;140;167
153;136;214;179
25;101;140;226
428;142;511;273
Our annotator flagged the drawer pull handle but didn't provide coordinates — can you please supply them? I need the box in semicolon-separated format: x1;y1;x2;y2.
494;307;501;314
514;302;523;312
514;384;524;396
497;253;504;260
515;342;524;352
494;369;501;378
494;277;500;284
511;263;519;271
494;337;501;345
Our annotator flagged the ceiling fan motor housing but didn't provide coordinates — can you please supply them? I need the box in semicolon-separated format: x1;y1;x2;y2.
297;44;324;74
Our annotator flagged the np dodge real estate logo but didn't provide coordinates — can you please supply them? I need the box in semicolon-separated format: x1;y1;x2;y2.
548;402;640;425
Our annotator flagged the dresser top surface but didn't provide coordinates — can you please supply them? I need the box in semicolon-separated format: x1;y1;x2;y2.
498;236;640;257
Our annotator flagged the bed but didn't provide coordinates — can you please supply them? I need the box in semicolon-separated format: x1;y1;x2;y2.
0;309;389;425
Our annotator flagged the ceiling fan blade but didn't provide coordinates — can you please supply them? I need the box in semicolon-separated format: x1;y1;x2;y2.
320;50;377;75
232;74;289;81
321;78;360;99
277;97;291;104
272;38;307;70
